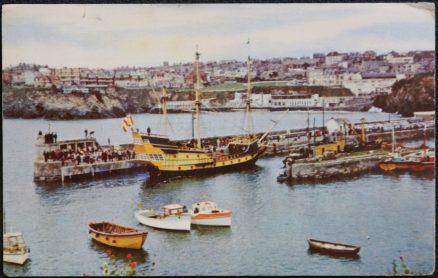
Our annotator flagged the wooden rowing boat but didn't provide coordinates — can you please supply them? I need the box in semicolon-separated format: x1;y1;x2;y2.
88;221;147;249
307;239;360;255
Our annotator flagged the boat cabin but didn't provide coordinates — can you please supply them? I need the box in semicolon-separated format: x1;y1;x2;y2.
312;136;345;156
140;132;174;146
3;233;26;251
162;204;186;216
192;201;219;213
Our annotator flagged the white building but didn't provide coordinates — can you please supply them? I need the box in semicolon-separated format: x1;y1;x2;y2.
63;85;90;94
325;118;350;135
413;111;435;121
54;67;80;86
342;73;405;96
385;54;414;64
306;68;357;87
11;73;25;85
271;94;320;108
227;92;272;108
23;71;35;86
161;99;212;110
38;67;51;75
325;52;345;66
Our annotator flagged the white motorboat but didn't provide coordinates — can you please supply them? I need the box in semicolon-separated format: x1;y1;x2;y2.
191;201;232;227
134;204;191;232
3;232;30;265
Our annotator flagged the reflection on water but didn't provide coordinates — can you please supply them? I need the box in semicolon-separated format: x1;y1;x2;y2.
2;260;31;276
88;239;152;275
143;163;261;187
191;225;233;236
2;115;435;276
307;249;361;262
89;239;149;264
379;169;435;180
281;171;376;186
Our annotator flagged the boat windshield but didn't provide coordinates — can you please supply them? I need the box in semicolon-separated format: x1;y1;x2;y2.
193;202;217;211
3;235;25;246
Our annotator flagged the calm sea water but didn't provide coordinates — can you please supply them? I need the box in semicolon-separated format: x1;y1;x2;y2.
2;111;435;276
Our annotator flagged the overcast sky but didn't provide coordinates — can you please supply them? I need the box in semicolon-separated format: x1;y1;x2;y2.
2;3;435;69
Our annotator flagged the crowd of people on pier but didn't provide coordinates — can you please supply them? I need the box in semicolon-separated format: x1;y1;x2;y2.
42;146;136;166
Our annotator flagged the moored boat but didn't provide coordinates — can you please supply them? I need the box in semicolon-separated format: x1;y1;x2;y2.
88;221;147;249
307;239;360;255
276;173;290;183
379;158;435;172
3;232;30;265
131;48;268;180
379;124;435;172
379;149;435;172
191;201;232;226
135;204;191;231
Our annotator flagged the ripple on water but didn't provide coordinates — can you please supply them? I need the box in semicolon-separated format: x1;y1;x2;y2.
2;116;435;276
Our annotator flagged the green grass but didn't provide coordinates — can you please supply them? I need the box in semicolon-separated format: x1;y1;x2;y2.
202;83;246;92
251;81;290;87
173;80;291;93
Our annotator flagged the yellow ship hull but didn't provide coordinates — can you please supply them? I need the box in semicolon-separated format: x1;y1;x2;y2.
132;131;266;177
88;222;147;250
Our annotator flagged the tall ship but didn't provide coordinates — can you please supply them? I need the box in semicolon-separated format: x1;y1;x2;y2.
132;47;267;178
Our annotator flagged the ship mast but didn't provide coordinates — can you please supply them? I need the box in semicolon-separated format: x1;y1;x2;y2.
244;52;253;135
195;46;202;149
160;87;170;135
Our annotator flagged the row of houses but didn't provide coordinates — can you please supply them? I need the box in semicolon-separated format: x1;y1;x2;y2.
2;50;434;94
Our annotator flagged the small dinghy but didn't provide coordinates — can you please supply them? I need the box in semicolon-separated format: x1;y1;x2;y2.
135;204;191;231
88;221;147;249
277;173;290;183
191;201;232;227
307;239;360;255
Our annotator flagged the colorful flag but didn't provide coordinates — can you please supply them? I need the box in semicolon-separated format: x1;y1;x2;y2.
121;122;129;132
121;114;134;132
127;114;134;126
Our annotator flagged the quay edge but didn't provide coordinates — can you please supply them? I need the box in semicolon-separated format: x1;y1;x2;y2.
289;153;391;180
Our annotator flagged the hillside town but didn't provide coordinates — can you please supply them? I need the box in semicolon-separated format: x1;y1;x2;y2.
2;49;435;111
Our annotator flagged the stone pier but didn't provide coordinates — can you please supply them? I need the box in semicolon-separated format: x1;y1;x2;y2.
33;132;147;183
290;153;391;180
264;127;434;156
34;160;147;183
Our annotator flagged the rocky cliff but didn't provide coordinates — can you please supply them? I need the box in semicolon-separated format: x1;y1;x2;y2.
2;84;355;120
2;87;162;120
373;72;435;117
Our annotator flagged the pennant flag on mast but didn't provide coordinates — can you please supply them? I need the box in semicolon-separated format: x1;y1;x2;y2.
121;114;134;133
127;114;134;126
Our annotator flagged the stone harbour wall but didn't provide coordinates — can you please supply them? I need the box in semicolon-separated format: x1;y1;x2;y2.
291;154;390;180
34;160;146;183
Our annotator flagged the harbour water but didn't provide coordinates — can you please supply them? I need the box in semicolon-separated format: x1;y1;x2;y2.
2;111;435;276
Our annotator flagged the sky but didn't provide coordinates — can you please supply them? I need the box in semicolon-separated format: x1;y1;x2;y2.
2;3;435;69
